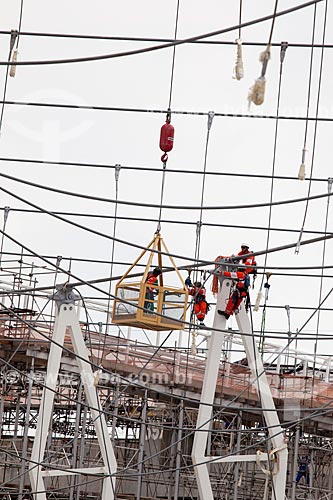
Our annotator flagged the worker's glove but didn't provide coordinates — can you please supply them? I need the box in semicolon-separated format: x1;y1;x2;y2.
185;277;192;287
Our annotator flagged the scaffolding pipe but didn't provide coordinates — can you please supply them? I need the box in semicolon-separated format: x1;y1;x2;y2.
233;411;242;500
291;426;300;500
173;401;184;500
136;390;148;500
18;362;34;500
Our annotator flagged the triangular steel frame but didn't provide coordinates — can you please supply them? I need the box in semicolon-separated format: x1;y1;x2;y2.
192;277;288;500
29;291;117;500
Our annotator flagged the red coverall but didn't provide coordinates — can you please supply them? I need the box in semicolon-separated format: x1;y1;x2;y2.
144;273;159;311
189;285;208;322
224;249;256;317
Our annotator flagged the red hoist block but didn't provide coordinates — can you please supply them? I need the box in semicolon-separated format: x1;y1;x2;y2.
159;121;174;153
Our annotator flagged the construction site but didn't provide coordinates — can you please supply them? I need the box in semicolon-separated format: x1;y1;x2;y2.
0;0;333;499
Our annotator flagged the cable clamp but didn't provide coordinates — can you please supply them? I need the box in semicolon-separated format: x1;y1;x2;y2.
301;148;307;164
10;30;18;54
115;163;121;182
280;41;288;63
196;220;202;238
207;111;215;131
260;45;271;78
295;239;301;255
328;177;333;193
3;206;10;224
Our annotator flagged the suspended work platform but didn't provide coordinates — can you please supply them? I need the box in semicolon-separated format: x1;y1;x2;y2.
112;232;188;330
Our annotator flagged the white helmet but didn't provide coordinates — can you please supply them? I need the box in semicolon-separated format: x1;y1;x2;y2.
241;243;250;249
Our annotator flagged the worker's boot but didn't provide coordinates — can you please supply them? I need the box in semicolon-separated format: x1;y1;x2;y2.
217;310;230;319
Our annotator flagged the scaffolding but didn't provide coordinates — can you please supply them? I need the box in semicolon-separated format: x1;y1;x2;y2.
0;265;332;500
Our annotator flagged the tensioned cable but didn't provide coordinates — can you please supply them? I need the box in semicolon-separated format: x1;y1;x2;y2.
257;41;287;353
156;1;180;233
0;1;322;67
1;169;333;211
0;0;23;134
0;206;329;236
1;295;332;485
4;98;333;123
3;257;333;282
0;156;329;181
1;307;330;432
0;308;332;492
298;2;318;181
2;29;333;49
259;42;287;290
1;224;332;342
0;207;10;268
1;208;332;246
238;0;243;39
296;0;328;253
0;33;16;134
123;306;333;483
0;280;330;498
193;111;214;277
268;0;279;45
108;293;333;481
310;177;332;403
188;114;215;338
104;165;121;342
2;399;333;492
3;183;333;277
168;0;180;110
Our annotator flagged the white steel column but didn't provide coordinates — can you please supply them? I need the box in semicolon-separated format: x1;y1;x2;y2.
235;301;288;500
192;273;287;500
192;279;231;500
29;287;117;500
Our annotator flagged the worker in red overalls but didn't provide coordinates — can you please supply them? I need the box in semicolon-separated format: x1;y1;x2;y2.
144;267;162;312
218;244;256;319
185;276;209;327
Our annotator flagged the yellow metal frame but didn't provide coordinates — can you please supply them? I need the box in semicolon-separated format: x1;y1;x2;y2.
112;233;188;331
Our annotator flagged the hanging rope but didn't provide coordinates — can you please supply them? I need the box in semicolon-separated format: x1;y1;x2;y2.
233;1;244;80
248;0;279;107
295;0;328;254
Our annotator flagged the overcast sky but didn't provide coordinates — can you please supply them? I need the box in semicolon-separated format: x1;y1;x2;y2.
1;0;332;361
